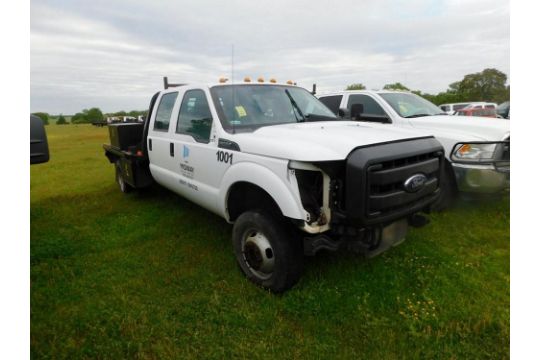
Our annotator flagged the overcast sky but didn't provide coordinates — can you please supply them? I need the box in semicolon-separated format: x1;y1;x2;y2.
30;0;509;114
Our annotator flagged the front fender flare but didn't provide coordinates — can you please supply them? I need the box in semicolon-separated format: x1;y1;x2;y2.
218;162;305;222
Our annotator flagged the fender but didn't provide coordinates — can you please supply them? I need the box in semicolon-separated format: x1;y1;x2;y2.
218;161;306;222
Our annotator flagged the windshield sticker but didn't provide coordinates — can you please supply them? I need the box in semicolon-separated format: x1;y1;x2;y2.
235;106;247;117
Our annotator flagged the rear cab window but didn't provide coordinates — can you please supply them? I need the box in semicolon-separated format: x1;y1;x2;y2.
154;92;178;131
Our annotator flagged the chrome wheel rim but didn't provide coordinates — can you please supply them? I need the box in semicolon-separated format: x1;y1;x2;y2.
241;229;274;280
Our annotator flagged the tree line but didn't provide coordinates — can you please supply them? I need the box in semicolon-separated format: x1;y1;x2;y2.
346;68;510;105
32;109;148;125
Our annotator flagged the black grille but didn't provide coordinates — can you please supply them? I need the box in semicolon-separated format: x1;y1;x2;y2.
343;137;444;226
366;151;441;217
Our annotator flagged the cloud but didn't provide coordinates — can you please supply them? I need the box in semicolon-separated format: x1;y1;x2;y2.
30;0;509;114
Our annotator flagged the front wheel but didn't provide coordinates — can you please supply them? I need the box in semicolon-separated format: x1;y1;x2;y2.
232;210;304;293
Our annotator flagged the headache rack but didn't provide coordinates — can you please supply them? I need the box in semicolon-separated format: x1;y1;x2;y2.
163;76;187;89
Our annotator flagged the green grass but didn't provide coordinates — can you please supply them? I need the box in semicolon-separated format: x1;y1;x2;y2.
31;125;509;359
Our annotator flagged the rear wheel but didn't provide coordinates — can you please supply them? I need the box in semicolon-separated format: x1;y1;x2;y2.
115;162;132;194
232;210;304;293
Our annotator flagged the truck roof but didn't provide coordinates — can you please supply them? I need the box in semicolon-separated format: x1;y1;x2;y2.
161;82;300;93
317;89;410;97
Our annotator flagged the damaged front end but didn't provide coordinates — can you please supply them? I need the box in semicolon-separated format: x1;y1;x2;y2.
291;137;444;258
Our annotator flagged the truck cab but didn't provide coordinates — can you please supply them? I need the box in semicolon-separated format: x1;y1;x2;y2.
318;90;510;209
104;81;444;292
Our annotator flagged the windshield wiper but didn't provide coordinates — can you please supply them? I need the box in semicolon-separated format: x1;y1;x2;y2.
404;113;431;118
304;113;338;122
285;89;306;122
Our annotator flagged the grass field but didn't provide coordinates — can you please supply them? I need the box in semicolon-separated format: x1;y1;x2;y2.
31;124;510;359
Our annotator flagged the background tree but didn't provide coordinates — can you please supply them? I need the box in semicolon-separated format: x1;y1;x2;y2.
457;68;508;102
345;83;366;90
71;108;104;124
56;114;68;125
71;112;87;124
85;108;104;122
383;82;409;91
32;112;50;125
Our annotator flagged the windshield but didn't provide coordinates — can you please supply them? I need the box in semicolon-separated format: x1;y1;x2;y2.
210;85;336;132
379;93;445;118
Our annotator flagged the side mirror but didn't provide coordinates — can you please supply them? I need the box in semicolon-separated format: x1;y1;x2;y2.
350;103;364;120
338;107;350;118
30;115;49;164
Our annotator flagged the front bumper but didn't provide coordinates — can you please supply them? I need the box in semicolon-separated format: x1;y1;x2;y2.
452;163;510;193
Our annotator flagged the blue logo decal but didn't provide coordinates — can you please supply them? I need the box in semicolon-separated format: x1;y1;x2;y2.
183;145;190;158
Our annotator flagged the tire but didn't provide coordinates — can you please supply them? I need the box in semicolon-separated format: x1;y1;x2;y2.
431;160;457;211
232;210;304;293
115;162;132;194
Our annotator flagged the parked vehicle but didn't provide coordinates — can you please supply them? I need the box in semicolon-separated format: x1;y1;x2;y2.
497;101;510;119
318;90;509;210
103;79;444;292
455;107;497;118
439;102;471;115
30;114;49;164
462;102;498;110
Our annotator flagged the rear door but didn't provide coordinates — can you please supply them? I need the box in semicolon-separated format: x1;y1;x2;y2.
147;91;180;188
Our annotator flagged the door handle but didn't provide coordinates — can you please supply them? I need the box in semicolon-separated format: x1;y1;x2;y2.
148;138;152;151
170;143;174;157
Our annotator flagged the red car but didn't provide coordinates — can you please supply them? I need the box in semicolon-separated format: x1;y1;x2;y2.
455;108;497;118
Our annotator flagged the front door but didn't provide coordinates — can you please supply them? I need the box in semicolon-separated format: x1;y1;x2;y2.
169;88;225;214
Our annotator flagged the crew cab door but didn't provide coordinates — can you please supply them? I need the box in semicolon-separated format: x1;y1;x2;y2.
147;90;180;188
168;87;225;214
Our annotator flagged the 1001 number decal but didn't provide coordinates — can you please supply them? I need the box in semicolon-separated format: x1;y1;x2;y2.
216;150;233;164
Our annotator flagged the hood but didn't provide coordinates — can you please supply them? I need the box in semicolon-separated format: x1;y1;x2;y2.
409;115;510;142
231;121;432;161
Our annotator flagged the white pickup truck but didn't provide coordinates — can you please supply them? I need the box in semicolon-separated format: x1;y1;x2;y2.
103;80;444;292
318;90;510;209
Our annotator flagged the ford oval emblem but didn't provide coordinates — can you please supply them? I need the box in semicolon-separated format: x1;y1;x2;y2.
403;174;427;193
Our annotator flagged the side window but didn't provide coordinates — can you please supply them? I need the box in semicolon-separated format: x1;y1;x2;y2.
176;89;213;143
318;95;343;115
154;92;178;131
347;94;386;116
485;104;495;109
440;105;449;112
